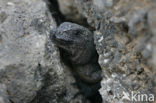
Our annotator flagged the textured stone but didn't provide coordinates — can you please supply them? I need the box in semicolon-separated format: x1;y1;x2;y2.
57;0;90;27
57;0;156;102
0;84;10;103
0;0;83;103
148;4;156;96
0;0;60;102
0;0;156;102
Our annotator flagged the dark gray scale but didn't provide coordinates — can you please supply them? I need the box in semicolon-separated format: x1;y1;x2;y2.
50;22;102;103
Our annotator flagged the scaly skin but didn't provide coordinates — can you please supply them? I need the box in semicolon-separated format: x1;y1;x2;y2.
50;22;102;84
50;22;102;101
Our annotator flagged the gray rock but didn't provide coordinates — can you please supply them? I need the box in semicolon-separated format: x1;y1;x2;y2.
57;0;87;26
0;0;59;102
0;0;155;102
0;84;10;103
148;4;156;95
57;0;156;102
0;0;83;103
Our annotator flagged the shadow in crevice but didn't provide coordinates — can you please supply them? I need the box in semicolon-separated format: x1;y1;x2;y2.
59;48;102;103
44;0;94;31
44;0;65;25
45;0;102;102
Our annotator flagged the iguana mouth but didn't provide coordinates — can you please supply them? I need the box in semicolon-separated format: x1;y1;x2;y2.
55;37;73;44
51;34;75;51
52;33;83;47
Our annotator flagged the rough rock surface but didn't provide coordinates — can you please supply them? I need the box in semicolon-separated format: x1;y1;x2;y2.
58;0;156;103
0;0;155;103
148;3;156;99
0;0;82;103
0;84;10;103
57;0;90;27
0;0;56;102
57;0;81;21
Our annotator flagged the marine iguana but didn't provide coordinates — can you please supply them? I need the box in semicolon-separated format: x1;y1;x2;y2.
50;22;102;102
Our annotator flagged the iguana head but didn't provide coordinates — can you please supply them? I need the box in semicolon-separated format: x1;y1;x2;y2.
50;22;93;51
50;22;95;64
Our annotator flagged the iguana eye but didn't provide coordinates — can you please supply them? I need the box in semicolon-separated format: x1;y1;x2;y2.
75;32;79;35
75;31;81;35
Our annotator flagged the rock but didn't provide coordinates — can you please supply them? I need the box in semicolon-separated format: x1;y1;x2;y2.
44;0;65;25
56;0;156;102
0;0;155;102
0;84;10;103
0;0;83;103
0;0;58;102
148;4;156;66
57;0;90;27
148;4;156;95
57;0;79;20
